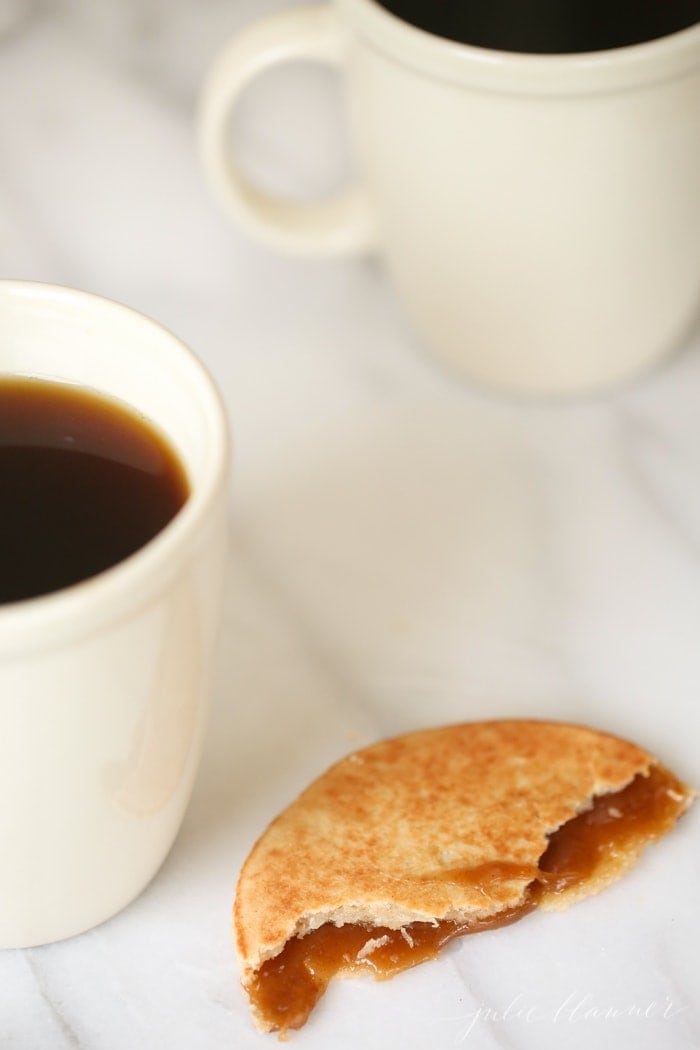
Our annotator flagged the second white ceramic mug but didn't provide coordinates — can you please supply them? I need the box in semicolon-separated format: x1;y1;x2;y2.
0;282;230;949
199;0;700;395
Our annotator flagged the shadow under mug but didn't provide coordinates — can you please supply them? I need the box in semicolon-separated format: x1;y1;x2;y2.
0;282;230;949
199;0;700;395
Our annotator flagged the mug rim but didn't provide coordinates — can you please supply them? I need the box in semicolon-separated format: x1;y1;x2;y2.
339;0;700;95
0;281;230;654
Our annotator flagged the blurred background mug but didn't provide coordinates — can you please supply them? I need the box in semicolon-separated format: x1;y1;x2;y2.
199;0;700;395
0;283;229;949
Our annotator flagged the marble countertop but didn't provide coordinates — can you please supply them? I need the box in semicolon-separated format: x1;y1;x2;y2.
1;2;699;1048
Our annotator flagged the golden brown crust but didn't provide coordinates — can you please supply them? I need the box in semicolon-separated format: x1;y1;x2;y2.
233;719;667;993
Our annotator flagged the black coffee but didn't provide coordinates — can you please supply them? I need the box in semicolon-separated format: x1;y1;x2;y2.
0;377;189;604
376;0;699;53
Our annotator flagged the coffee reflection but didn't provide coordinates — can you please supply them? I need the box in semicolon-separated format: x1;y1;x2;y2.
375;0;699;53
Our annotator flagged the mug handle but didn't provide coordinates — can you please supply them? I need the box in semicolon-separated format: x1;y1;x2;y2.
198;5;375;257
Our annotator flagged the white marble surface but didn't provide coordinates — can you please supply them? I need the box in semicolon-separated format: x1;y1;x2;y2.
1;2;700;1047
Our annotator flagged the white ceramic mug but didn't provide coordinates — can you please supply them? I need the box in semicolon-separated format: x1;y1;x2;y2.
199;1;700;394
0;282;229;949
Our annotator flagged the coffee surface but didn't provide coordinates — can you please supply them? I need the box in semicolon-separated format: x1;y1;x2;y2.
0;377;189;604
375;0;699;53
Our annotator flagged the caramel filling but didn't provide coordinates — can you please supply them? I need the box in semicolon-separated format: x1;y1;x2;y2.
250;764;688;1033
